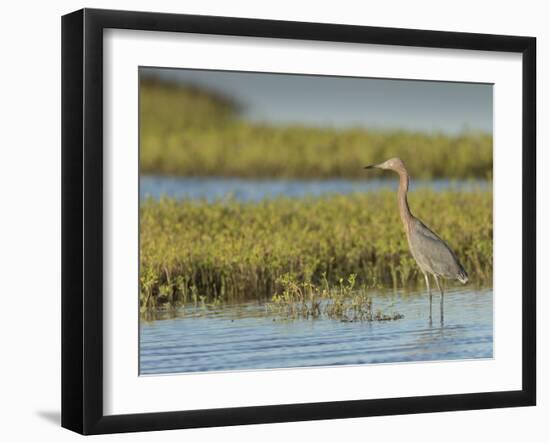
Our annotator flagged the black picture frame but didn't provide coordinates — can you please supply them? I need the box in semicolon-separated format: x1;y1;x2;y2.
61;8;536;435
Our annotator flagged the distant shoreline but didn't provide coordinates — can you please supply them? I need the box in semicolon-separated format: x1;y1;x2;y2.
140;82;493;180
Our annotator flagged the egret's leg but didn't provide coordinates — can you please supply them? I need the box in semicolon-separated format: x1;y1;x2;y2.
435;276;444;324
423;273;432;321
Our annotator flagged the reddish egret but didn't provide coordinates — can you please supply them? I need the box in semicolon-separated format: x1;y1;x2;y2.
364;158;468;321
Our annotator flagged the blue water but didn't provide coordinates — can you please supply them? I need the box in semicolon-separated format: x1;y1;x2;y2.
140;176;490;202
140;287;493;375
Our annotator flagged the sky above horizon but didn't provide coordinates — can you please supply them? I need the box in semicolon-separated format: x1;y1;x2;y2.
141;67;493;135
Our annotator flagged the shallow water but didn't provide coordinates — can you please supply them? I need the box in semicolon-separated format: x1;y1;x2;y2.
140;176;490;202
139;287;493;375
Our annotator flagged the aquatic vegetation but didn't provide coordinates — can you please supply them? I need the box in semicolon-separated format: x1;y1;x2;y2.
140;189;492;309
140;81;493;179
268;273;403;322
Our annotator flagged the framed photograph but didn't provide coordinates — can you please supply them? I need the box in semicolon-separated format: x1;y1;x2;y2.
61;8;536;435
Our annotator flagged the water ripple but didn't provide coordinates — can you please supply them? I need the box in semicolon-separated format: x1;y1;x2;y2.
140;287;493;374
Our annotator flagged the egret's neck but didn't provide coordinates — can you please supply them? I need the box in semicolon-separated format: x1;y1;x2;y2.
397;169;413;233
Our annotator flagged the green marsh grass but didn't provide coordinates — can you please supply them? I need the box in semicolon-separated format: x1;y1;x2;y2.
267;273;404;322
140;189;492;310
140;80;492;179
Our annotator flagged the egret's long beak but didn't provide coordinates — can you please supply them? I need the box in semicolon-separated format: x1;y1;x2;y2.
363;164;378;169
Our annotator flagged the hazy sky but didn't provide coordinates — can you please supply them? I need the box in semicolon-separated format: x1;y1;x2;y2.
141;67;493;135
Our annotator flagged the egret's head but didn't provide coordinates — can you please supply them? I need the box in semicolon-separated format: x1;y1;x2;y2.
364;157;407;172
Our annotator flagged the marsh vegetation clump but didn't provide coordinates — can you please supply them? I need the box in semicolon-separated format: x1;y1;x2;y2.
268;273;403;322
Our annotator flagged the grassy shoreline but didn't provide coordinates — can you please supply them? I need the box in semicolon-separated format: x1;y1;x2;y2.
140;81;493;180
140;189;492;310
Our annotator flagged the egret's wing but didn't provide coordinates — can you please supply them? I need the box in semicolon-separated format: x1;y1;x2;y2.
410;218;467;280
413;219;443;242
